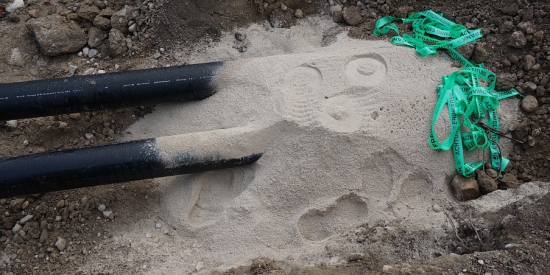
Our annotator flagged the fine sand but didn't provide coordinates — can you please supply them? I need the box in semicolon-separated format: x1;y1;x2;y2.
122;16;542;274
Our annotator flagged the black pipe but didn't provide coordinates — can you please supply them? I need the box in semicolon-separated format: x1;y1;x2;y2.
0;62;224;120
0;132;262;198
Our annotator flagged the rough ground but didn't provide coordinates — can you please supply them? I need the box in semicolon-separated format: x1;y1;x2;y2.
0;0;549;274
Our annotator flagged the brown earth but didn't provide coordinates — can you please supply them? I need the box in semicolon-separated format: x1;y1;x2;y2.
0;0;549;274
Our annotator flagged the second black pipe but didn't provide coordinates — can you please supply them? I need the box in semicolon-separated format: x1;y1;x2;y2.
0;127;264;199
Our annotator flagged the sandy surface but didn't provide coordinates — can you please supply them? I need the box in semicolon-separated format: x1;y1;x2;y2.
118;17;540;274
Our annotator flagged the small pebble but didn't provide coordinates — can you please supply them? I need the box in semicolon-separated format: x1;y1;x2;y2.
235;32;246;42
295;9;304;18
68;65;78;75
521;95;538;113
5;120;18;129
155;223;161;228
88;49;98;58
58;122;68;129
505;243;521;249
85;133;94;140
55;237;67;251
82;47;90;57
486;168;498;178
478;259;484;265
83;68;95;75
97;70;106;74
159;47;165;53
28;9;39;18
19;214;33;225
432;204;442;212
97;204;106;211
23;140;29;146
56;200;65;208
102;210;112;218
12;223;22;233
528;135;536;147
382;265;393;272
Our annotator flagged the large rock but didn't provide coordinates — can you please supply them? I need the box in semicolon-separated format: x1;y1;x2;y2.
108;29;127;57
450;174;480;201
26;16;87;56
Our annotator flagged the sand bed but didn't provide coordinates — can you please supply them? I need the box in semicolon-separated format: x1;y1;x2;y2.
122;17;538;273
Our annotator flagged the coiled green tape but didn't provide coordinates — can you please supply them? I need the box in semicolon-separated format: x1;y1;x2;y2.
374;10;520;177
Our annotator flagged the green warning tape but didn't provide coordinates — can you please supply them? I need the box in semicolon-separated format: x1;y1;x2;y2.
373;10;521;177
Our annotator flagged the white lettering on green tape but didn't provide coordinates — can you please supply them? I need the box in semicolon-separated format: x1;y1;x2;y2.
374;10;521;177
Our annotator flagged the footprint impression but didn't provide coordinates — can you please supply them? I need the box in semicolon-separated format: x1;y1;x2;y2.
390;170;434;219
360;147;435;219
281;53;388;133
180;167;256;227
297;193;369;242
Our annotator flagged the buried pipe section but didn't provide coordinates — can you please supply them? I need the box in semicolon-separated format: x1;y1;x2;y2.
0;62;223;120
0;128;264;199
